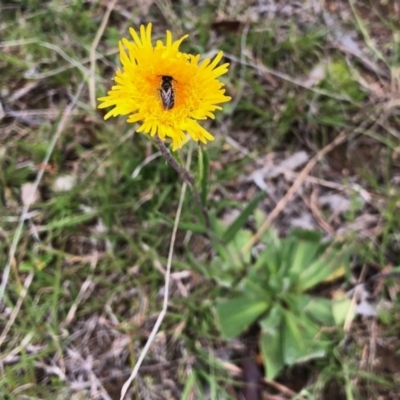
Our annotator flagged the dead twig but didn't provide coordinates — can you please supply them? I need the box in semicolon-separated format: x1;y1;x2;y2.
306;186;335;235
241;131;347;254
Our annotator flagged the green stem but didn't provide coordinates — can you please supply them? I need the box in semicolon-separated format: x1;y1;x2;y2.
155;136;211;229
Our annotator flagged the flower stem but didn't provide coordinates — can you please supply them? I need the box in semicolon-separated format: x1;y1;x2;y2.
155;136;211;229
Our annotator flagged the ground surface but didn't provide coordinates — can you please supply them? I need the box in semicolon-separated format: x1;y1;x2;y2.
1;1;400;399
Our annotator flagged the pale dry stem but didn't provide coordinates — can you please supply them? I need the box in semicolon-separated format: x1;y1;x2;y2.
89;0;118;109
119;144;193;400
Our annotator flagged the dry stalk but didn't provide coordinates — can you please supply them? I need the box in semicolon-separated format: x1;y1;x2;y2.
89;0;118;109
119;144;193;400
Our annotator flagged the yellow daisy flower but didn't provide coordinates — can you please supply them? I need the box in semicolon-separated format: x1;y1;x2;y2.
98;23;231;150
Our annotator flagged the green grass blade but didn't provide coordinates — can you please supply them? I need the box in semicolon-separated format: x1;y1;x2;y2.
222;191;265;244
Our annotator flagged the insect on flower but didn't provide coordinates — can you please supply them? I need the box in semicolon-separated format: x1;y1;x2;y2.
159;75;175;110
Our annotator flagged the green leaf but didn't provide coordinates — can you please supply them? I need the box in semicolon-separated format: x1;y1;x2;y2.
208;257;236;287
297;247;348;292
282;311;325;365
290;229;324;242
227;228;253;266
303;296;334;326
259;306;285;379
332;294;352;326
283;311;309;364
253;231;281;277
211;224;253;268
260;332;285;380
277;237;297;279
241;269;272;299
222;191;265;244
290;239;321;276
215;295;269;339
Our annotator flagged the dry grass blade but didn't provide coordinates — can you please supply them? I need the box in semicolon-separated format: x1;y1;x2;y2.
0;272;34;348
89;0;118;109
